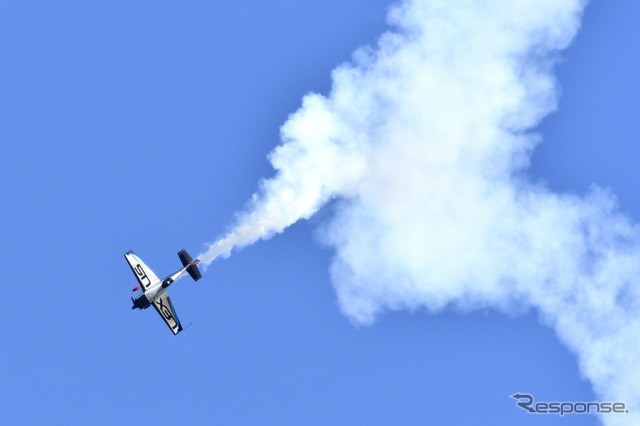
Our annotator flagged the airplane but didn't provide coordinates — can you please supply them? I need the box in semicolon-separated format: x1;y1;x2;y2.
125;249;202;335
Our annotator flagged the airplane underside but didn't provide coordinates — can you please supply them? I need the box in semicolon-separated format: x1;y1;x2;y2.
125;249;202;334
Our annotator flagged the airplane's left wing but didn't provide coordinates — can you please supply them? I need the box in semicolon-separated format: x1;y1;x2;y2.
124;251;160;291
153;292;183;335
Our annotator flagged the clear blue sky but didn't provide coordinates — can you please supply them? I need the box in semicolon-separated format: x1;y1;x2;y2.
1;1;638;425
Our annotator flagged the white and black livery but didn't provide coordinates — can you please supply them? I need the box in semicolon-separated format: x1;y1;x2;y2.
126;249;202;335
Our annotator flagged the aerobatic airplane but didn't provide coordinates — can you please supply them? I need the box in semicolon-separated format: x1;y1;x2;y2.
126;249;202;335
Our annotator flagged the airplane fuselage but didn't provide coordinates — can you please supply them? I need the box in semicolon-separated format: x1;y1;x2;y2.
131;265;190;310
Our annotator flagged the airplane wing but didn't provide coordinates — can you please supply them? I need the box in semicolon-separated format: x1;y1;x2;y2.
124;251;160;291
153;291;183;335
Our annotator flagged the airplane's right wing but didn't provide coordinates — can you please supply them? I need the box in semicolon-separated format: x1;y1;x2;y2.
152;291;183;335
124;251;160;291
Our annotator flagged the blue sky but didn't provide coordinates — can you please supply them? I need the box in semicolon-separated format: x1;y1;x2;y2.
1;1;638;425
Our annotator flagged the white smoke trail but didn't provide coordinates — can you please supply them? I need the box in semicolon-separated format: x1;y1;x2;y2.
199;1;640;422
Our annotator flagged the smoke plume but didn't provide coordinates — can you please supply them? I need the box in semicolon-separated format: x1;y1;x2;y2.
199;1;640;422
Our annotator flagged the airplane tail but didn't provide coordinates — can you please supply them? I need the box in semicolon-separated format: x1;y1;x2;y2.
178;249;202;282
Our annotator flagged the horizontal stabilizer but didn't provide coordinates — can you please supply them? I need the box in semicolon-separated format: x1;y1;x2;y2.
178;249;202;282
187;264;202;281
178;249;193;267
